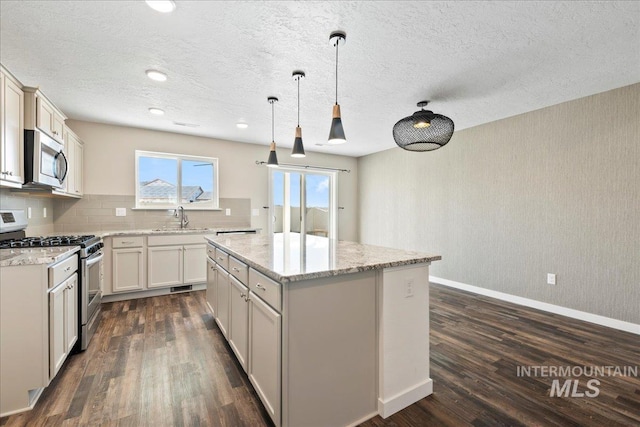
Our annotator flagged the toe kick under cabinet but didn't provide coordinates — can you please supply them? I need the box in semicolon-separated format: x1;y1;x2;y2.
103;233;207;299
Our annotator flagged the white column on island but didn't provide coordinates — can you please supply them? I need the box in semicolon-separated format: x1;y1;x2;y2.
377;263;432;418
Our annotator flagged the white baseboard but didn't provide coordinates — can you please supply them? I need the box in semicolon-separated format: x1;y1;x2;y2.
377;379;433;419
430;276;640;335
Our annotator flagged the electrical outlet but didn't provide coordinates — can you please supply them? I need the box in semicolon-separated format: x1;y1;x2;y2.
43;207;47;218
115;208;126;217
225;208;231;216
252;208;259;217
27;207;32;219
405;278;414;298
547;273;556;285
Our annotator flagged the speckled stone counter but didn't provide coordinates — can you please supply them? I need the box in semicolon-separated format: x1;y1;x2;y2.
205;233;440;283
0;246;79;267
101;227;259;237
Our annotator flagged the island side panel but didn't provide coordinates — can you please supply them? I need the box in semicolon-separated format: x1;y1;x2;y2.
378;263;432;418
283;271;378;427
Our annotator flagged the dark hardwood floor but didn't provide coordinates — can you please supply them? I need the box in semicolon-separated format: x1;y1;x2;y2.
1;284;638;426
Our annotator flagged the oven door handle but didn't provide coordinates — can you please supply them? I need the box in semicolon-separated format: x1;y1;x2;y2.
86;252;104;267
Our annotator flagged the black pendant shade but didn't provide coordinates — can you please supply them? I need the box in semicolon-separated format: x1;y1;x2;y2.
291;71;306;158
267;142;278;167
393;101;454;152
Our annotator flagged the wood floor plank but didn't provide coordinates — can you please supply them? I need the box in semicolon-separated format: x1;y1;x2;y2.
1;285;637;426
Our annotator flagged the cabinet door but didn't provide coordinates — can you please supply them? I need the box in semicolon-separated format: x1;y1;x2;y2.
1;73;24;185
249;293;282;426
52;112;65;143
183;244;206;284
36;97;54;137
49;280;66;379
148;246;183;288
215;271;230;338
112;248;145;292
206;257;217;315
74;139;83;195
229;276;249;372
65;274;78;354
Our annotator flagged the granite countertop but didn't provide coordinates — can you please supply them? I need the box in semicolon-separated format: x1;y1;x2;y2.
100;227;259;237
0;246;80;267
205;234;441;283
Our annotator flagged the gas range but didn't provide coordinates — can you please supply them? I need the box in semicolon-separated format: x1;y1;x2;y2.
0;234;103;257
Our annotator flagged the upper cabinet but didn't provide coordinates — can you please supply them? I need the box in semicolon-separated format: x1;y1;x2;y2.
58;126;84;197
23;87;67;144
0;66;25;188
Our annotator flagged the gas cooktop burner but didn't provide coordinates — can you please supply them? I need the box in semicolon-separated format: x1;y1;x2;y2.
0;234;99;249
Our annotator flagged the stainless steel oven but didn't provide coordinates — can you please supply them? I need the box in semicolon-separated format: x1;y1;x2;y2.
80;240;103;350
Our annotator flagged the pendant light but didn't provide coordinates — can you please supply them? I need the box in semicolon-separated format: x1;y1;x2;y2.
266;97;279;167
392;101;455;151
291;71;306;158
328;31;347;145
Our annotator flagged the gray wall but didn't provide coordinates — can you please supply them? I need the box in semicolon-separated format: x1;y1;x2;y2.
358;83;640;323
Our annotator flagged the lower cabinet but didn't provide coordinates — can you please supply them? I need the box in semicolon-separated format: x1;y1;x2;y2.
148;244;207;289
112;247;145;292
205;256;217;315
228;275;249;371
215;270;230;338
49;272;78;380
248;291;282;426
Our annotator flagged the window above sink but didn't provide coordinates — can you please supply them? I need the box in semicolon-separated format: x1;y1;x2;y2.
135;150;219;210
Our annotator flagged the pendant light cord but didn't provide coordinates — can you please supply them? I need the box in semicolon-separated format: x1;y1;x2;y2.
335;40;339;105
271;101;275;142
297;76;300;126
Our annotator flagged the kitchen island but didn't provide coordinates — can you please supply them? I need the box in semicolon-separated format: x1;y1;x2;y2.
204;233;440;427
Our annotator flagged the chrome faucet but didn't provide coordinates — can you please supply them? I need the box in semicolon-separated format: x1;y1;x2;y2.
175;206;189;229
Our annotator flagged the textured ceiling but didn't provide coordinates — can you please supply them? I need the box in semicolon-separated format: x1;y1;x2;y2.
1;1;639;157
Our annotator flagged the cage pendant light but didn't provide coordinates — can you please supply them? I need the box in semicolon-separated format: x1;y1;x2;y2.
266;97;279;167
328;31;347;145
393;100;454;151
291;71;306;158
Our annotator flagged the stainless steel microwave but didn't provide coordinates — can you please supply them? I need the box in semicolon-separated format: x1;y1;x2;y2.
24;129;68;188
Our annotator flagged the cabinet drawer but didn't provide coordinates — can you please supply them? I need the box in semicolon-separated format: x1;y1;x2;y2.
228;256;248;285
112;236;144;248
249;269;281;312
206;242;216;260
215;248;229;272
49;254;78;289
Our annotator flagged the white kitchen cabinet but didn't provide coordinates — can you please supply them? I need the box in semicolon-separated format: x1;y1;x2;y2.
249;291;282;426
50;272;78;380
112;247;145;292
0;66;24;188
58;127;84;197
148;245;183;288
205;256;217;315
35;94;65;144
183;244;206;284
215;270;230;338
229;275;249;371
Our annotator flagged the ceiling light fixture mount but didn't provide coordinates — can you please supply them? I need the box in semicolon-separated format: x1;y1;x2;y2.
146;69;167;82
328;30;347;145
145;0;176;13
267;96;279;168
291;70;306;158
393;100;454;152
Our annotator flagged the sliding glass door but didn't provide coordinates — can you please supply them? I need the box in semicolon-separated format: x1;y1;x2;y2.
269;168;337;239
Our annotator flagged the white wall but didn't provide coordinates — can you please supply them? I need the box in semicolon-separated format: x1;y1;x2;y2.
358;83;640;324
65;120;359;241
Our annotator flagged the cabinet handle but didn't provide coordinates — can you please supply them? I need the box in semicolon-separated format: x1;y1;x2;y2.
208;250;213;254
255;283;266;291
210;266;216;271
121;241;134;244
64;266;72;272
232;267;240;272
218;256;224;261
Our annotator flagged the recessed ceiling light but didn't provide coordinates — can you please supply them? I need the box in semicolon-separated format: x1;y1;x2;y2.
145;0;176;13
146;69;167;82
236;122;249;129
148;107;165;115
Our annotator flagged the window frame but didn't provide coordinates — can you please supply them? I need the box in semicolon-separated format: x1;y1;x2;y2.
134;150;220;210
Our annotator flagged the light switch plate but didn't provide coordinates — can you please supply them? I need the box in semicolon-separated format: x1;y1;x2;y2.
115;208;126;217
43;207;47;218
27;207;32;219
251;208;259;217
547;273;556;285
225;208;231;216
